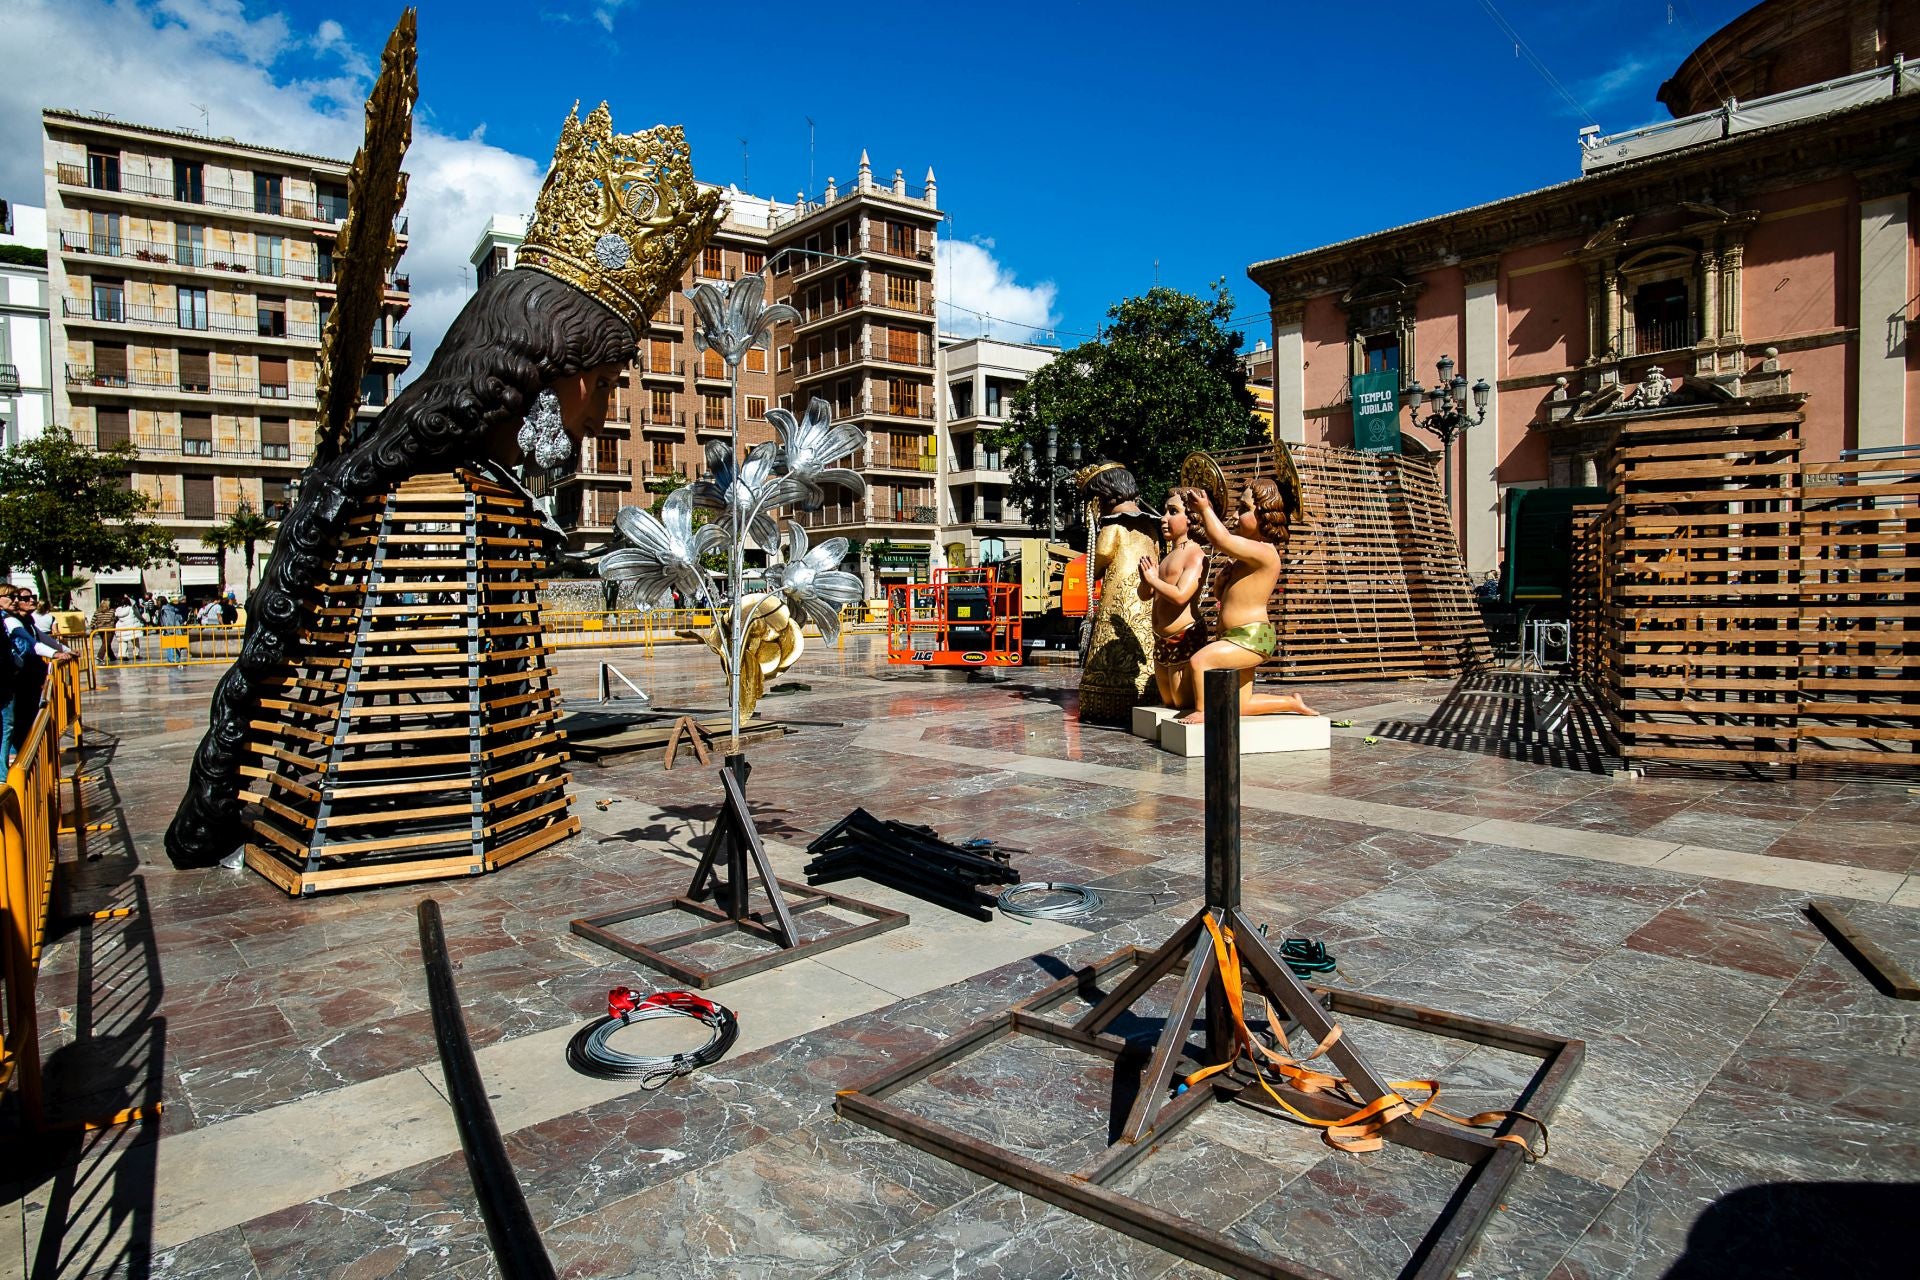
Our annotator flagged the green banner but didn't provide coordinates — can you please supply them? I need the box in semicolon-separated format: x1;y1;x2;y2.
1351;371;1402;454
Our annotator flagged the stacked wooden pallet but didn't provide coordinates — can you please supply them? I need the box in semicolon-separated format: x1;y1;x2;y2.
1597;409;1805;767
1796;453;1920;766
1207;444;1491;682
239;468;577;895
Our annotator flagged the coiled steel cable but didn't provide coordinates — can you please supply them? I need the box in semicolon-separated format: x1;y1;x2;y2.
565;991;738;1088
997;881;1104;922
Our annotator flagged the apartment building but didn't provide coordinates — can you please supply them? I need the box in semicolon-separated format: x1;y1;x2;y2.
43;109;411;604
771;155;943;593
935;335;1049;566
0;201;53;445
472;157;944;592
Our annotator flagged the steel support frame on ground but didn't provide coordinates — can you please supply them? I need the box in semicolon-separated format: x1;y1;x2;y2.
834;669;1585;1279
570;760;906;989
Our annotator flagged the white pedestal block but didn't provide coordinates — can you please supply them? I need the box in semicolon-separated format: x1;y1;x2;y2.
1156;714;1331;758
1131;705;1182;740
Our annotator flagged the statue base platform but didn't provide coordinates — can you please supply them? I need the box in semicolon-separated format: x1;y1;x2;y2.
1132;705;1331;757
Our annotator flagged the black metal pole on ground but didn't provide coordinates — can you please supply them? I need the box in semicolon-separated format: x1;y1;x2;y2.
1201;668;1240;1062
417;899;557;1280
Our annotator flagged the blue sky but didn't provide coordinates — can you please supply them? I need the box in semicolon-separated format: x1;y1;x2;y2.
4;0;1755;362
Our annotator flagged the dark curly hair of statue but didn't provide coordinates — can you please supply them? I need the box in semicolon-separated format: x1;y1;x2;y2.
165;268;635;866
1244;478;1290;545
1079;463;1140;508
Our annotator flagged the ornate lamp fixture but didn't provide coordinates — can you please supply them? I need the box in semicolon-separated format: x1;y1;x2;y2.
1402;353;1490;504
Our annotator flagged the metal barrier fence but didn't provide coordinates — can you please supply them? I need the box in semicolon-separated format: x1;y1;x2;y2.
88;624;245;668
0;658;96;1128
80;603;892;670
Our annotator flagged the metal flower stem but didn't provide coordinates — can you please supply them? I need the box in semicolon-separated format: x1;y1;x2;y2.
726;357;746;759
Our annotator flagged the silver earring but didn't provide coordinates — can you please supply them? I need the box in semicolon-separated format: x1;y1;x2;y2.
517;390;573;467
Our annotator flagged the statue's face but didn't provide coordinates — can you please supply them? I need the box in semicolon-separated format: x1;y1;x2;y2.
1162;494;1188;542
1235;489;1260;537
548;360;627;440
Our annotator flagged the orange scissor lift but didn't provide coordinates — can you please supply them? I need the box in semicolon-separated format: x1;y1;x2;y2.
886;567;1024;667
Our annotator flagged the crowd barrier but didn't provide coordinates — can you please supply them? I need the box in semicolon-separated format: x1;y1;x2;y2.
0;658;97;1129
79;602;892;671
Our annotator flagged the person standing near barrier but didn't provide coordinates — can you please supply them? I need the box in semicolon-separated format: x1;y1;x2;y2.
88;598;116;663
112;595;141;662
6;589;74;763
158;596;186;664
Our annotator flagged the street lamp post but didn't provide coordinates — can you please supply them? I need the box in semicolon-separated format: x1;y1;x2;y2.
1402;353;1490;507
1021;424;1081;542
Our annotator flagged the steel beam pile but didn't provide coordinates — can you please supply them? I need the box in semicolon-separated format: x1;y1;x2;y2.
803;810;1020;921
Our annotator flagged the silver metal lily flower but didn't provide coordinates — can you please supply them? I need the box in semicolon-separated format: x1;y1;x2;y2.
689;440;800;549
599;487;721;607
767;396;867;510
765;522;864;643
685;273;799;368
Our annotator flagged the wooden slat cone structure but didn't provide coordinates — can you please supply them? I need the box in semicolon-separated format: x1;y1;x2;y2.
239;468;578;895
1580;400;1920;771
1206;444;1492;681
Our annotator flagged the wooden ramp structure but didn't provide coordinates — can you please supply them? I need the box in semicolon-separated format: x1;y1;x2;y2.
1208;444;1491;682
1571;399;1920;772
239;469;577;895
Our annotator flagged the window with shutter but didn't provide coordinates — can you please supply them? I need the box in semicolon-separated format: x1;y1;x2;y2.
258;355;288;397
745;346;766;373
650;389;672;424
95;408;130;449
179;349;211;392
702;348;724;378
651;439;673;471
702;393;727;426
746;396;767;421
257;298;286;338
184;475;214;521
182;413;213;456
887;328;917;364
701;245;723;276
650;337;673;374
93;342;128;385
595;436;619;471
260;417;290;460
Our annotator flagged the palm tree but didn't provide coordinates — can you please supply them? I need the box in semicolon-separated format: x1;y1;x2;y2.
203;501;275;590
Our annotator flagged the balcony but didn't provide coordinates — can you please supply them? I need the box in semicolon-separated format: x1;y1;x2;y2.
65;364;315;404
56;163;344;224
640;358;685;380
0;364;18;395
689;408;732;435
793;338;934;378
864;232;933;264
876;505;939;525
62;298;322;343
141;504;260;524
867;400;935;423
58;231;329;285
793;502;867;529
868;450;938;474
115;435;310;465
794;288;935;330
1614;316;1700;358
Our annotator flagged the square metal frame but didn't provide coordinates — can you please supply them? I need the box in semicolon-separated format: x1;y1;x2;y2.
836;941;1585;1280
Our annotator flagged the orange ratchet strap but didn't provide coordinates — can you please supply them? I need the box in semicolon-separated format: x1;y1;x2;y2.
1183;912;1548;1158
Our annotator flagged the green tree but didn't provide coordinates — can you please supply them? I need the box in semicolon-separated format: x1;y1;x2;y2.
991;282;1262;522
0;427;175;606
203;501;275;590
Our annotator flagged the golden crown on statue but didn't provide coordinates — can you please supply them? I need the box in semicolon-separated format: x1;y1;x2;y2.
517;102;723;333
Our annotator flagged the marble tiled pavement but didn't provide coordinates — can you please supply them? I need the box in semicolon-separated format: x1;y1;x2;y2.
4;638;1918;1279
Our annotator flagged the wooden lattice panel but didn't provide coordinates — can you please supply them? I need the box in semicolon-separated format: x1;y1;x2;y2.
238;468;577;895
1206;444;1491;682
1568;504;1607;696
1796;455;1920;766
1599;410;1805;766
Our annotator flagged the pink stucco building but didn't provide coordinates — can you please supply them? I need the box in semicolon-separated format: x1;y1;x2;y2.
1248;0;1918;578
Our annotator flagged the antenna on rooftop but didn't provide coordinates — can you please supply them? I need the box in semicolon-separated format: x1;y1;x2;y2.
805;116;816;198
740;137;749;188
191;102;209;135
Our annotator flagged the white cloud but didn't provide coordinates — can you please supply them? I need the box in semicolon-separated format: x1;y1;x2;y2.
0;0;544;372
936;237;1059;343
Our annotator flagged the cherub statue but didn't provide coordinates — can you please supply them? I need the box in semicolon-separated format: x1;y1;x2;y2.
1176;480;1317;725
1137;486;1208;710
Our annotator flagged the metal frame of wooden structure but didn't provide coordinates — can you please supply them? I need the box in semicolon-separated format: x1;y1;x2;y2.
836;671;1582;1280
571;760;907;989
239;469;578;895
1207;444;1492;682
